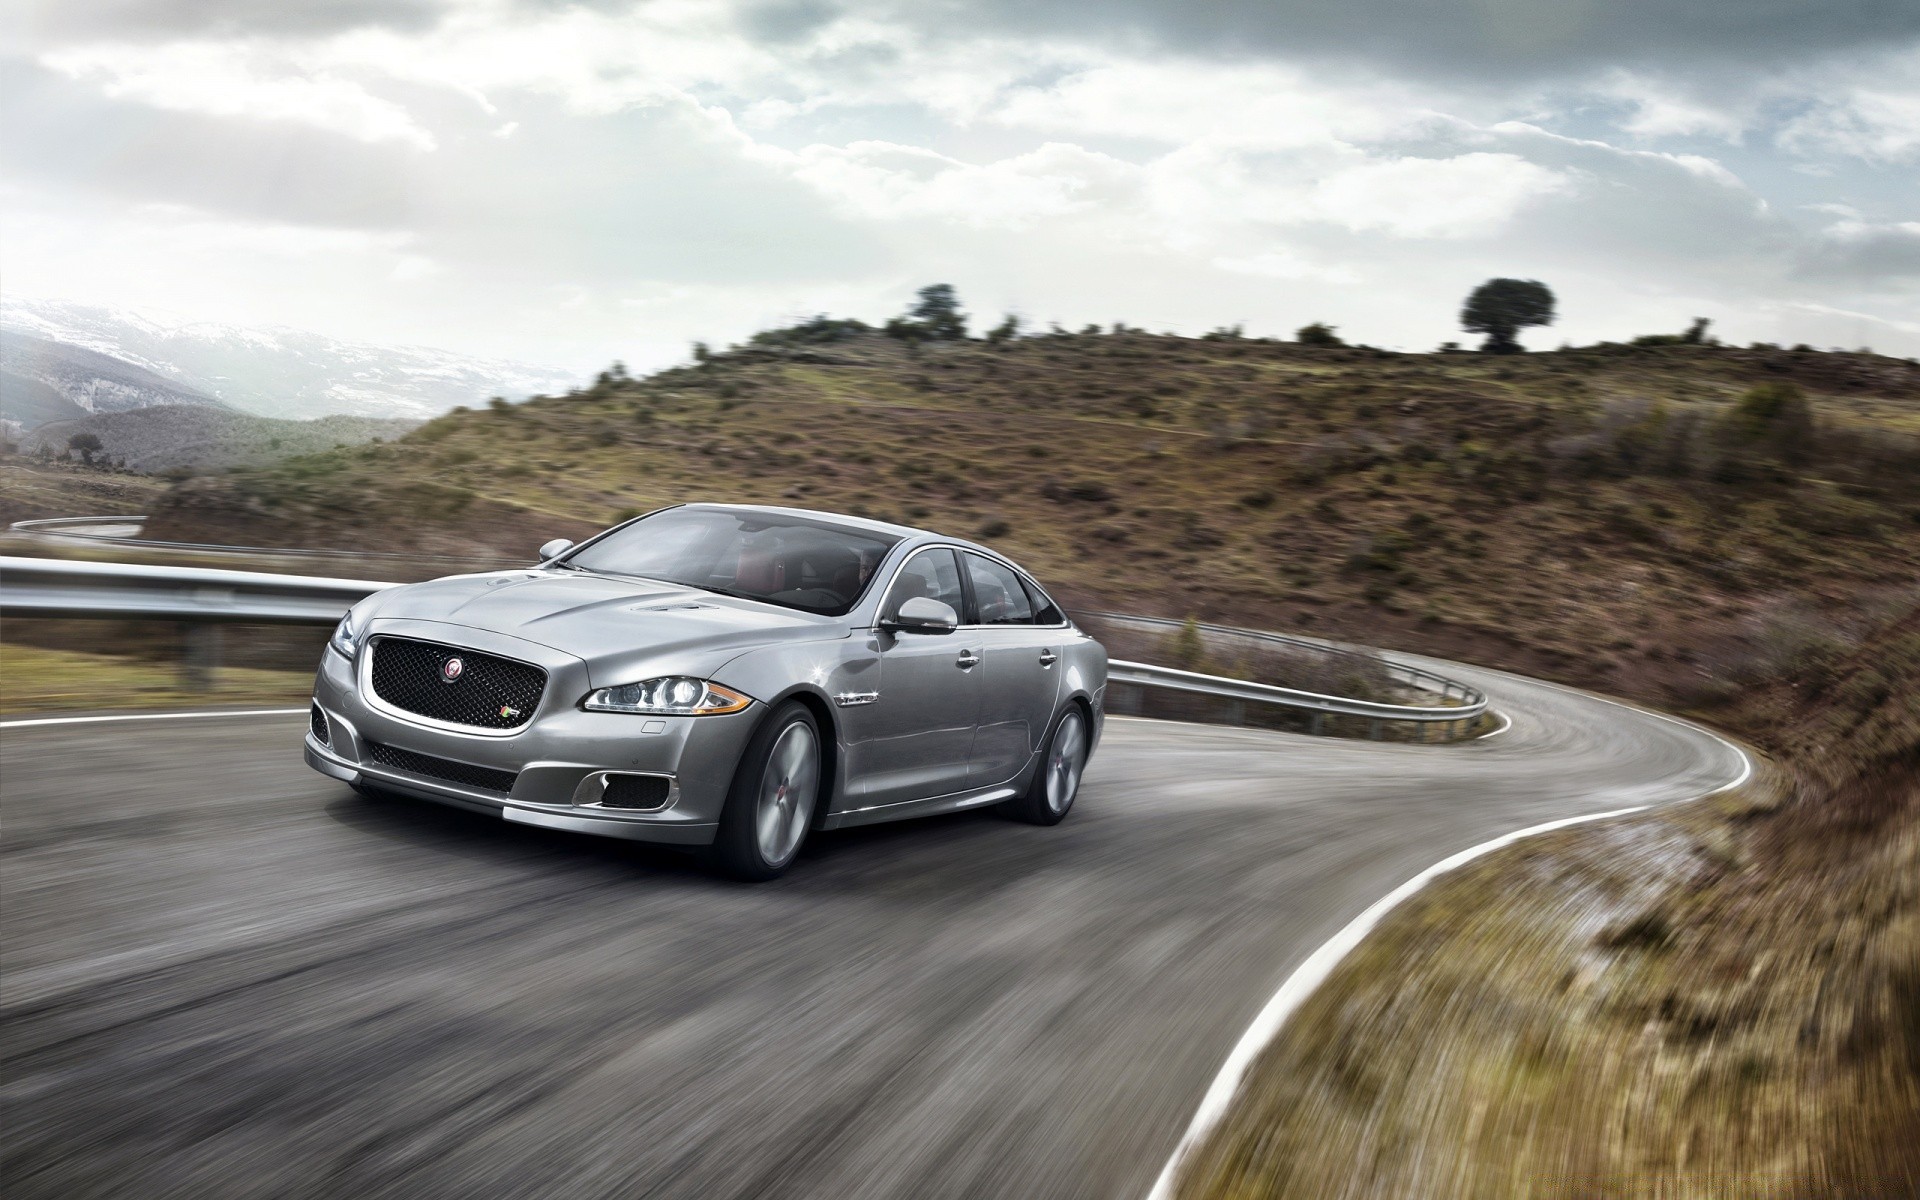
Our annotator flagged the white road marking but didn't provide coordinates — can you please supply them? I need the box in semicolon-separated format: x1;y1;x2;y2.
0;708;306;730
1145;706;1757;1199
1475;710;1513;739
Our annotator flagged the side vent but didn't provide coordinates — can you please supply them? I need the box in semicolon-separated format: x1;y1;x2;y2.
599;774;672;810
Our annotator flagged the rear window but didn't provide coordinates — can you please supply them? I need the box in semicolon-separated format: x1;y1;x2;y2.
1021;576;1066;625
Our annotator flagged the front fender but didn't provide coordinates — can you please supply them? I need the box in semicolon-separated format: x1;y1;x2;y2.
709;637;877;811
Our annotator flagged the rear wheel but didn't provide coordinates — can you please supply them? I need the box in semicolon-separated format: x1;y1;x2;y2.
1001;705;1087;826
712;701;822;880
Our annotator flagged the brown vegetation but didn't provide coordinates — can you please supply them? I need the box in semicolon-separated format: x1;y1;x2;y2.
133;330;1920;717
1175;605;1920;1199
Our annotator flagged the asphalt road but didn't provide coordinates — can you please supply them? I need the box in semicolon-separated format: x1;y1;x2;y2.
0;662;1745;1199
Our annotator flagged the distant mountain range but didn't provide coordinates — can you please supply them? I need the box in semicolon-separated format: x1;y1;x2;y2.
1;298;581;427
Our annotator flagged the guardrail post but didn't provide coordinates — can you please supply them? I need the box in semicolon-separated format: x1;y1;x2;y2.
181;623;222;692
1225;700;1246;726
1368;718;1382;741
1310;712;1325;737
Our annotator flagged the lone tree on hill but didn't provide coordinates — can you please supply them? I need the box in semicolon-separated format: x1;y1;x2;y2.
885;284;968;342
1296;322;1344;347
1461;278;1555;354
67;432;103;466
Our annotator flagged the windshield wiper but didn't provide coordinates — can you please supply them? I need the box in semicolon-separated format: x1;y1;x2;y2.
687;582;761;603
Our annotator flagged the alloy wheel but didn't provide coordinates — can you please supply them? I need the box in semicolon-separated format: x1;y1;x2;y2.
1045;710;1086;815
756;720;819;866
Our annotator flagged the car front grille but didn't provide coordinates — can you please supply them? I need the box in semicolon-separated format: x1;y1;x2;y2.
368;637;545;731
310;703;330;747
366;741;519;794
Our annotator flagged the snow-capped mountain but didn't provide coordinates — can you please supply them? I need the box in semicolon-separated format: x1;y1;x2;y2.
2;298;581;423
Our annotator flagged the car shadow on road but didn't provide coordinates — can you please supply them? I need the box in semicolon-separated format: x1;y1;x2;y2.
321;787;713;879
320;782;1070;893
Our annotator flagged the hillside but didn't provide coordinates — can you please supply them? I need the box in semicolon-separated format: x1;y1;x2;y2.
20;407;420;475
2;298;581;422
0;458;171;528
0;332;222;426
143;328;1920;709
0;369;88;431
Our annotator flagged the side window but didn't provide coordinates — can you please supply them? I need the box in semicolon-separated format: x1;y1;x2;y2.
882;548;965;621
1021;576;1065;625
963;554;1035;625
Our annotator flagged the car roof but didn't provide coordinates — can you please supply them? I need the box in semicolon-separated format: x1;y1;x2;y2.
681;502;1008;563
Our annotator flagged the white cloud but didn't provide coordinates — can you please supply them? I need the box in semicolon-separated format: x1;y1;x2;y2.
1212;250;1362;284
41;41;437;150
6;1;1916;367
1595;71;1753;141
1304;153;1571;238
757;139;1133;226
1781;84;1920;162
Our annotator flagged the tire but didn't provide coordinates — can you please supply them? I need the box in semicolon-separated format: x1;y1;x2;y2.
1000;704;1089;826
711;701;823;881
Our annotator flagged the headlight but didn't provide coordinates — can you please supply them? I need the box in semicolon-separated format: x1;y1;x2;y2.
329;611;359;659
583;677;753;716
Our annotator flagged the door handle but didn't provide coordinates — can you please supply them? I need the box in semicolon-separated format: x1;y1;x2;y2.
1038;649;1058;667
956;650;981;669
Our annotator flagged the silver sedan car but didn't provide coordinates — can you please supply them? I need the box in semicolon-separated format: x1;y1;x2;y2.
305;504;1107;878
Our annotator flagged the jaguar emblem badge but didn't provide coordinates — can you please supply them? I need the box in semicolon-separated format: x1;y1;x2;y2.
440;656;465;683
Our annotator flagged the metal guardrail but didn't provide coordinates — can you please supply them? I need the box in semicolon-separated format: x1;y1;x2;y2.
0;555;393;623
0;556;1489;738
1104;660;1479;725
1082;612;1485;709
6;517;509;568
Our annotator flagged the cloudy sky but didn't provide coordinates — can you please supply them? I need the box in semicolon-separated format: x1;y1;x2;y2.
4;0;1918;372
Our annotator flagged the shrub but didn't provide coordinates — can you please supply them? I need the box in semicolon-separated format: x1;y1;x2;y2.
1165;618;1211;672
66;432;103;465
748;315;872;347
1296;322;1344;347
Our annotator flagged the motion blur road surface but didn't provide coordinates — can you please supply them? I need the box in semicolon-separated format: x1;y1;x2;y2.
0;660;1744;1199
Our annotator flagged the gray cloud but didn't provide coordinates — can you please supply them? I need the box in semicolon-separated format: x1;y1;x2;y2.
1798;222;1920;282
877;0;1920;79
0;57;416;228
3;0;452;43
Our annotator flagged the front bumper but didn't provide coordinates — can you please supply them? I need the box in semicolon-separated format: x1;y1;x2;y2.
306;629;760;846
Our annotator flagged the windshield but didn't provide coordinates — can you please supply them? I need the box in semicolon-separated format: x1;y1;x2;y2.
562;507;902;617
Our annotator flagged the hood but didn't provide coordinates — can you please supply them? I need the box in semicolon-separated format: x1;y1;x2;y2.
363;570;844;670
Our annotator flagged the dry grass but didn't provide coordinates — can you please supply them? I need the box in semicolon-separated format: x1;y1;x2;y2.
0;643;312;716
1176;609;1920;1200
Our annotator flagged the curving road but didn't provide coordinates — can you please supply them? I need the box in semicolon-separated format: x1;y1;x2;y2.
0;660;1744;1199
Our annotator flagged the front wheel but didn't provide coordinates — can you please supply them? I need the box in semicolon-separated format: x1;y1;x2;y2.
1001;705;1088;826
712;701;822;881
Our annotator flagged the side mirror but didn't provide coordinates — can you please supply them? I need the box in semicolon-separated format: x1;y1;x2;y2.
882;596;959;634
538;538;574;562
